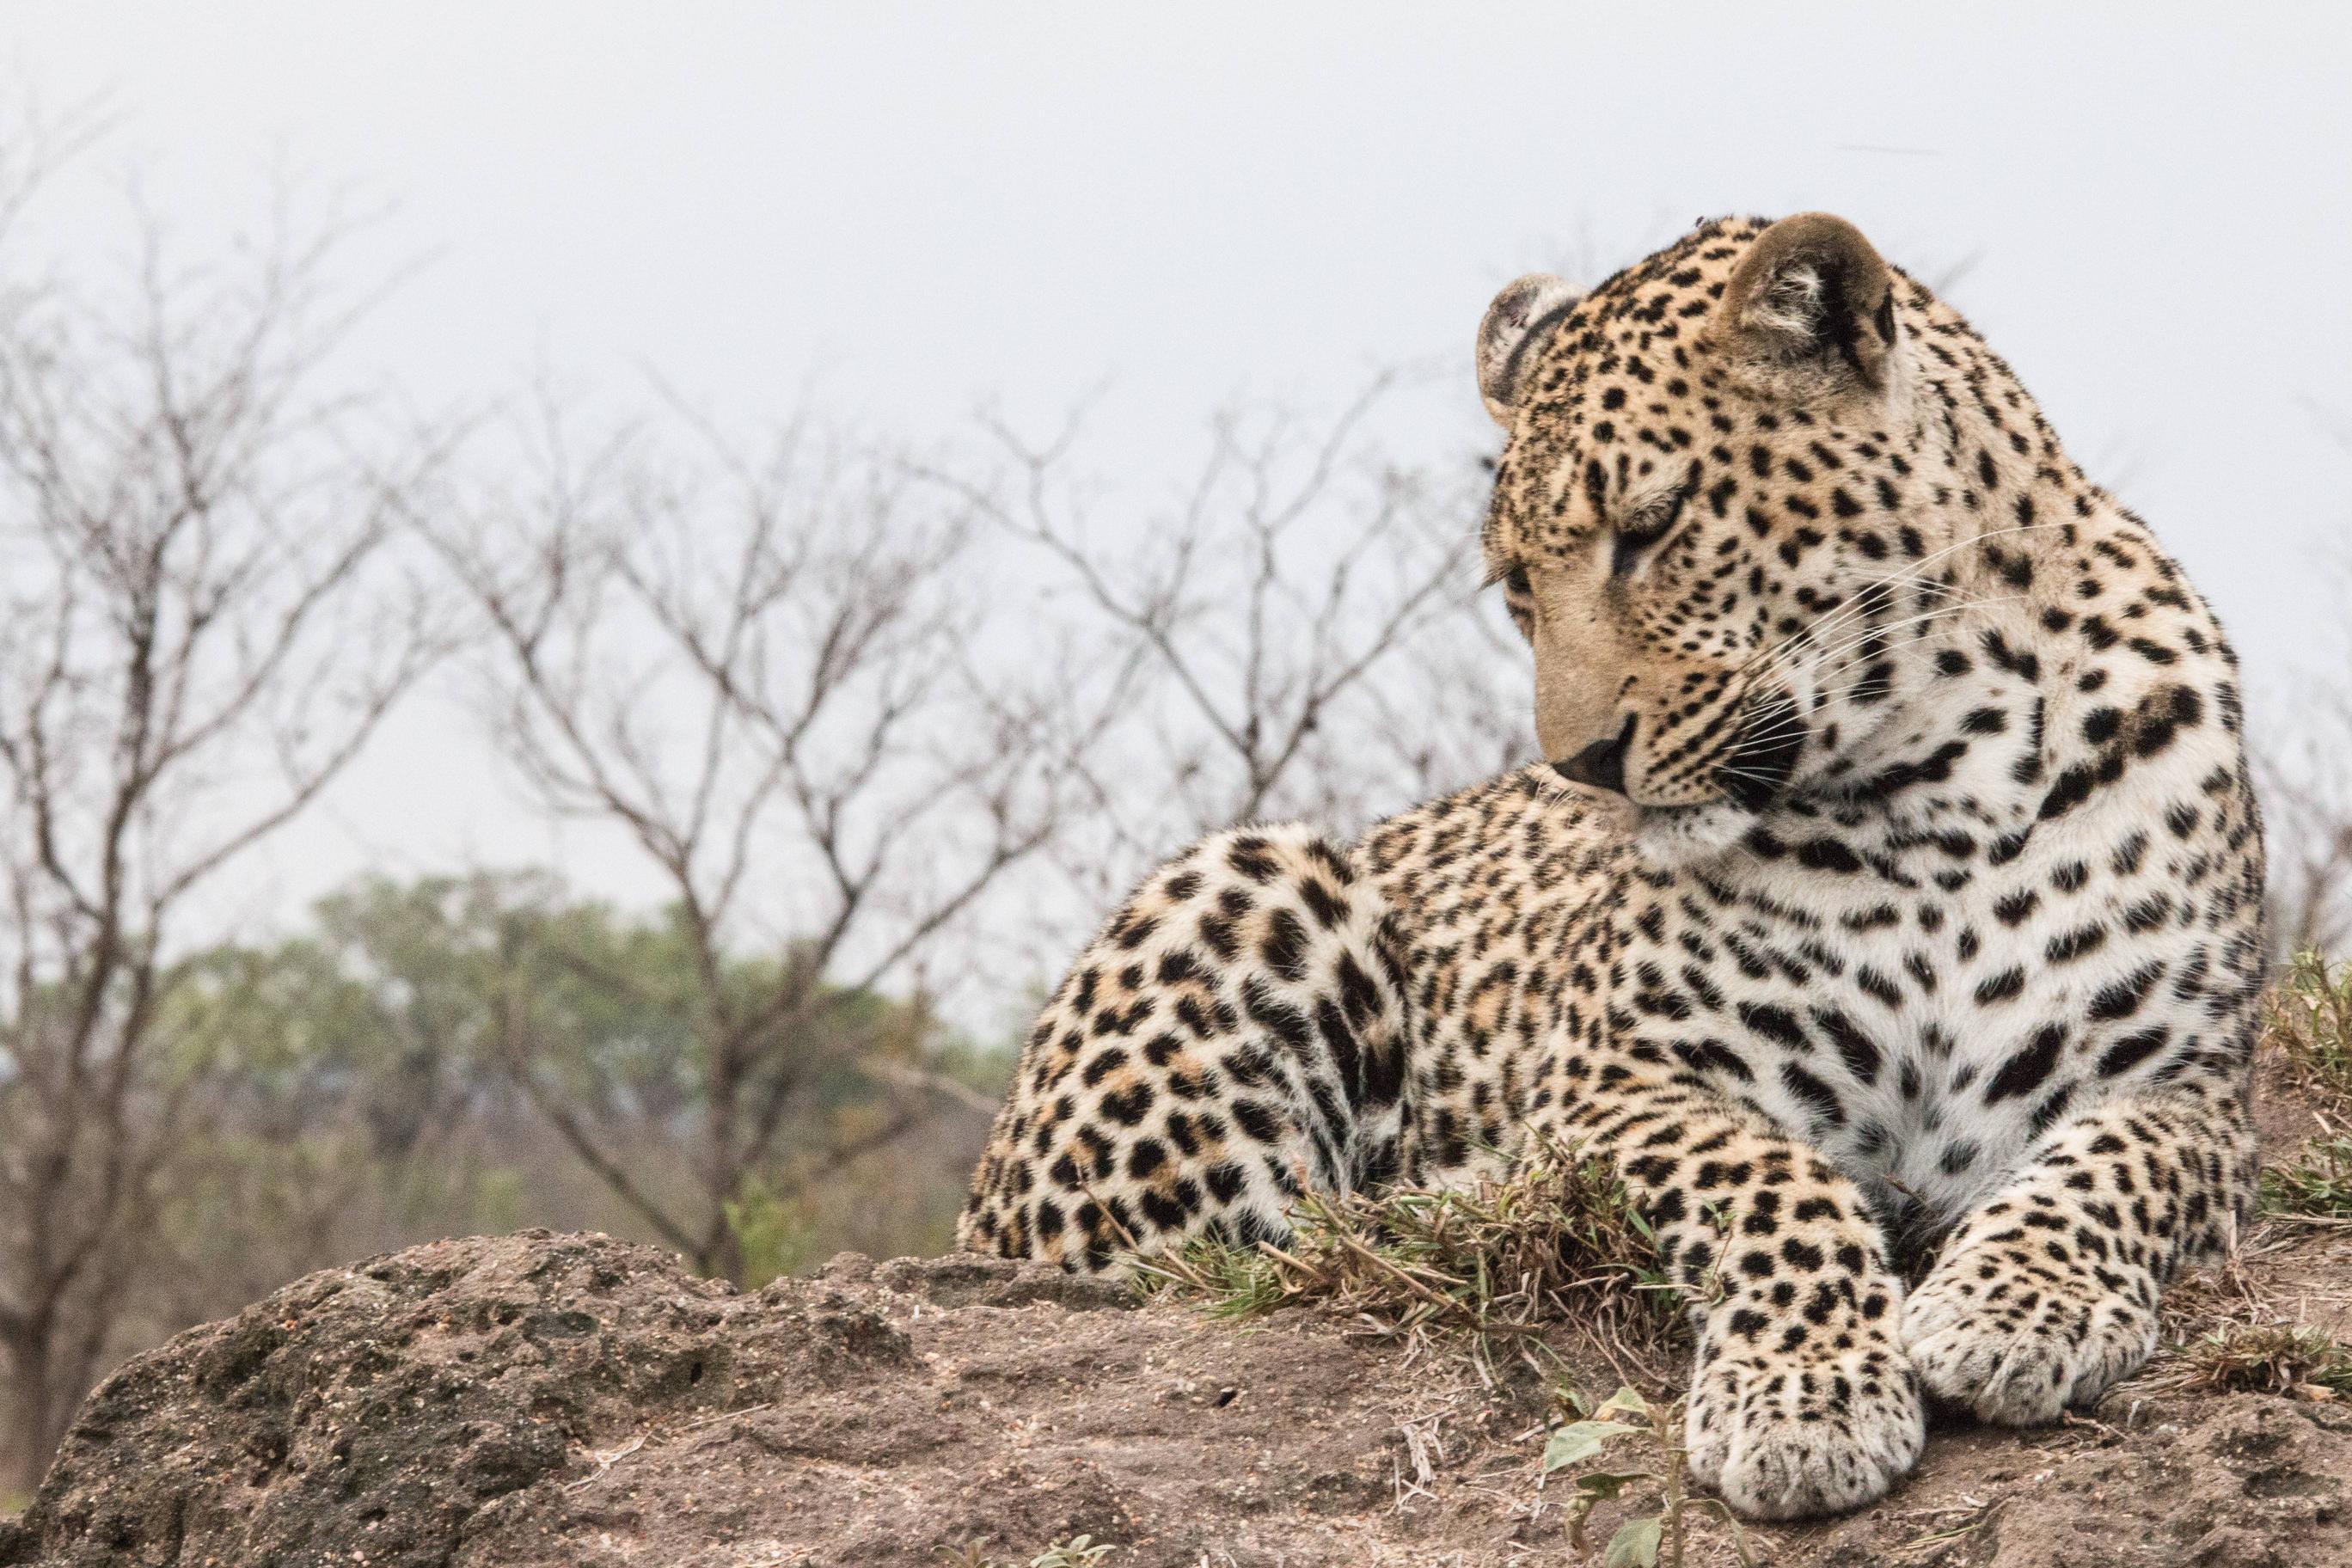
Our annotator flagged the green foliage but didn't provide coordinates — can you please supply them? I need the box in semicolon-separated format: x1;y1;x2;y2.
1602;1516;1664;1568
1543;1417;1648;1472
171;870;947;1149
725;1172;818;1289
1543;1386;1754;1568
2261;1136;2352;1219
144;870;985;1310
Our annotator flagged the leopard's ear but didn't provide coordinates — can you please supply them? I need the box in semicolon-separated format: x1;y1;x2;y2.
1476;273;1580;428
1718;213;1898;393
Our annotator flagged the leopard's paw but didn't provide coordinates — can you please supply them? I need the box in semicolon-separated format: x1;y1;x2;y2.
1902;1253;2156;1425
1683;1341;1924;1520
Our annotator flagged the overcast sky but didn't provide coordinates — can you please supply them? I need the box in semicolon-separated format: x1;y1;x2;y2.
5;3;2349;958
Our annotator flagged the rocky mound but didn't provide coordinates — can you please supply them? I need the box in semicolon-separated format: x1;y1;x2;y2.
3;1226;2351;1568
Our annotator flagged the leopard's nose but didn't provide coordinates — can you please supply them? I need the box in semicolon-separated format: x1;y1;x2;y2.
1551;715;1633;795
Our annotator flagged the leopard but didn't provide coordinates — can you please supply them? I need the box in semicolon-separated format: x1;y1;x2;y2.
959;212;2267;1521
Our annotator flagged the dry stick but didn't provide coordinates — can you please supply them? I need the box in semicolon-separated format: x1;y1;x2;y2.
1324;1227;1470;1321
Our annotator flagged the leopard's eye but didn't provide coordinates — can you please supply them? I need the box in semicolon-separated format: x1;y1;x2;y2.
1504;564;1532;595
1612;476;1695;576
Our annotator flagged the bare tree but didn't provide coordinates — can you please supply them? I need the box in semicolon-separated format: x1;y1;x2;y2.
2255;413;2352;962
2265;783;2352;960
0;192;450;1483
2259;672;2352;961
938;383;1532;901
429;396;1072;1279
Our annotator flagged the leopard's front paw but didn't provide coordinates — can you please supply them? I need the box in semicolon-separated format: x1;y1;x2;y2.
1902;1247;2157;1425
1682;1339;1924;1520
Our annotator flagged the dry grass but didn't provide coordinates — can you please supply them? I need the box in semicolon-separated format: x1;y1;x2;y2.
2138;962;2352;1400
1132;1142;1682;1384
2162;1323;2352;1400
2262;1136;2352;1220
1148;963;2352;1416
2264;951;2352;1118
2257;954;2352;1228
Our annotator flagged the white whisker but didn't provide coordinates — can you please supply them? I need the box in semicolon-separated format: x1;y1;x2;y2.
1725;518;2073;683
1732;591;2030;706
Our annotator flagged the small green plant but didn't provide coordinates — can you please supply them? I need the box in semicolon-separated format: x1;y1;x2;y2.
1543;1386;1755;1568
723;1171;817;1289
1132;1142;1680;1380
2261;1134;2352;1219
937;1536;1117;1568
2264;951;2352;1113
2176;1323;2352;1399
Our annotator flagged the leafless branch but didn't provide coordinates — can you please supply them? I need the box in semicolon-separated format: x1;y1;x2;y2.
428;393;1075;1277
0;167;450;1485
926;383;1531;903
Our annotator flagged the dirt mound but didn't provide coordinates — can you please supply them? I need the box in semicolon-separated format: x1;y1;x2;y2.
3;1227;2350;1568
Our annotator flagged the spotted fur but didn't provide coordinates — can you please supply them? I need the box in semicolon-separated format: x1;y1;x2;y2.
960;214;2265;1521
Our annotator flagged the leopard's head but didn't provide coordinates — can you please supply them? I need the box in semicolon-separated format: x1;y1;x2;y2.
1478;213;1969;860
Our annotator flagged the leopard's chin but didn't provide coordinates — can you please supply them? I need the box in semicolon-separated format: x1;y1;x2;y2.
1628;799;1754;867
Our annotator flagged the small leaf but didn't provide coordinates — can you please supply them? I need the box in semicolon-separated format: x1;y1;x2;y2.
1603;1513;1665;1567
1594;1385;1651;1419
1573;1469;1651;1499
1541;1420;1645;1472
